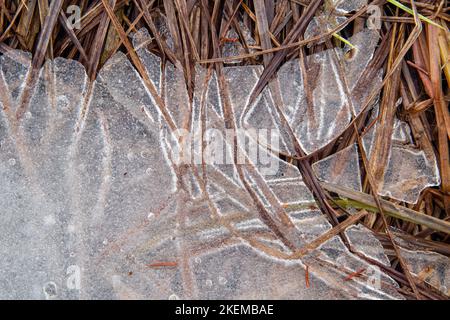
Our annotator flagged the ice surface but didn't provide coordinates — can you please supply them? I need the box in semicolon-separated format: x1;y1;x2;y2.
313;123;440;204
391;236;450;296
0;27;445;299
306;35;440;204
362;117;440;203
276;29;381;154
221;22;256;65
313;144;362;192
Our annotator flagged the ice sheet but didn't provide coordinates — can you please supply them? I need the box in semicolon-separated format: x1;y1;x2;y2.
0;26;444;299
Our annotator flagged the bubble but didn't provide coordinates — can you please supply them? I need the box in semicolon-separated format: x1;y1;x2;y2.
8;158;16;166
145;168;153;175
147;212;155;220
43;281;57;299
140;150;149;158
57;95;70;109
205;279;213;287
25;111;32;119
194;257;201;264
168;294;179;300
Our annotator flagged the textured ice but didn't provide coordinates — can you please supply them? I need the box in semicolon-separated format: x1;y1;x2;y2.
313;144;362;192
305;0;368;41
364;118;440;203
316;116;440;204
307;33;440;204
221;23;256;64
313;137;440;203
0;27;445;299
393;237;450;296
275;28;381;154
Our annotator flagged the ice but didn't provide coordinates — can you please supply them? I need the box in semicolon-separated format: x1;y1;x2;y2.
362;117;440;203
276;29;381;154
221;29;243;64
0;26;445;299
305;0;369;41
345;225;391;266
221;23;256;64
301;2;439;203
307;43;439;204
312;144;362;192
392;236;450;296
333;0;368;13
401;248;449;296
0;50;176;299
0;49;31;107
313;121;440;204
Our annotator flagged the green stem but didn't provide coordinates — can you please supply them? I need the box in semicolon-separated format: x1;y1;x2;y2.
387;0;443;29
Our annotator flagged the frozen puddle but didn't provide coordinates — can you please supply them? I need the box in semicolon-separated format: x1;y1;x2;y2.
0;27;445;299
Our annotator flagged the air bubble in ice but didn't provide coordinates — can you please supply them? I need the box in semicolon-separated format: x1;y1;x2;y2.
140;151;149;158
57;95;70;109
43;282;57;299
